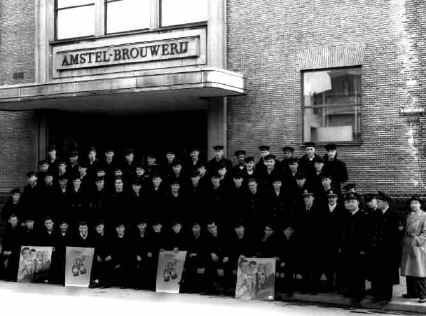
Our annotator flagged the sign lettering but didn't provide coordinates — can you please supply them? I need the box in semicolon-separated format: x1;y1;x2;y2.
56;36;199;71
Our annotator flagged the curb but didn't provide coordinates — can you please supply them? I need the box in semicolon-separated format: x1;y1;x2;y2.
278;292;426;314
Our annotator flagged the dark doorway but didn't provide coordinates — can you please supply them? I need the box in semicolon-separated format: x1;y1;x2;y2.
47;110;207;162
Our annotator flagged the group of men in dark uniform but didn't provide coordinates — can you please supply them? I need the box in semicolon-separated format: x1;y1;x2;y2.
0;142;404;304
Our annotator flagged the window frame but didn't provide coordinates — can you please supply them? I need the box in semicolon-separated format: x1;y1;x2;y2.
54;0;209;42
301;66;362;145
104;0;152;35
54;0;96;41
159;0;208;28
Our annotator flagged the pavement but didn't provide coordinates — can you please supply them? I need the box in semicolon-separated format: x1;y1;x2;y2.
281;292;426;314
0;281;425;316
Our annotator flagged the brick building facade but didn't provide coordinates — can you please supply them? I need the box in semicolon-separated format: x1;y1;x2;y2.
0;0;424;196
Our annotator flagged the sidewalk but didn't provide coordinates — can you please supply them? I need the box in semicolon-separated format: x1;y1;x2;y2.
280;292;426;314
1;280;425;314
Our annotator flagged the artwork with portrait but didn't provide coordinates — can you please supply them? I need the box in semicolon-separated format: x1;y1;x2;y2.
65;247;95;287
235;256;276;301
17;246;53;283
156;251;187;293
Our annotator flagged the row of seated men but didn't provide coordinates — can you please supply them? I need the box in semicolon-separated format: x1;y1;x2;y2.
0;188;404;303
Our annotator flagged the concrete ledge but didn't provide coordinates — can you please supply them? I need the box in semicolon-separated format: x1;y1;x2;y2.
0;68;246;111
279;292;426;314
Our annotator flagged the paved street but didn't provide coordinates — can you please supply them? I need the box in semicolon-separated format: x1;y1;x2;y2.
0;282;415;316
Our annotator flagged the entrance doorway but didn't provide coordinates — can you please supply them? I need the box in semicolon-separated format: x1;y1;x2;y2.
46;110;207;162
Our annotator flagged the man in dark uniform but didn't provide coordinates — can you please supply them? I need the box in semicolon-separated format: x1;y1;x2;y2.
323;143;348;194
369;191;404;304
256;154;283;190
265;176;294;225
21;172;41;224
56;160;69;183
306;156;327;197
225;222;254;293
92;220;112;288
1;188;24;224
164;220;187;252
132;219;151;289
67;150;80;177
121;148;136;185
19;217;39;247
100;148;117;188
72;221;93;247
47;145;59;176
55;219;73;285
338;192;370;305
283;158;299;196
146;173;165;224
87;176;108;226
232;150;246;174
186;171;207;224
86;146;99;184
280;146;295;176
298;142;321;179
226;171;247;226
364;194;378;215
161;149;177;178
168;160;189;190
294;190;324;293
207;145;232;175
244;178;265;238
144;152;160;178
1;214;21;281
197;163;210;190
319;190;346;292
38;216;60;283
204;220;228;294
37;173;57;223
182;221;207;293
205;173;227;230
163;180;188;228
37;160;50;183
146;219;167;290
110;222;134;288
68;176;87;227
106;177;130;228
255;145;272;176
186;147;203;174
128;179;146;228
216;162;232;191
242;157;256;184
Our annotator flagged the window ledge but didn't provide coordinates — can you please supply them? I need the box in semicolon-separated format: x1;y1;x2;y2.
302;141;363;147
400;107;425;115
50;22;207;46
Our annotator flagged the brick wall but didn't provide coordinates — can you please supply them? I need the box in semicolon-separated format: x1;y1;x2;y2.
0;0;35;85
226;0;426;196
0;111;39;193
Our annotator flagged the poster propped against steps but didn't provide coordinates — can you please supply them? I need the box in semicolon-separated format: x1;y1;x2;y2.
235;256;276;301
156;251;187;294
17;246;53;283
65;247;95;287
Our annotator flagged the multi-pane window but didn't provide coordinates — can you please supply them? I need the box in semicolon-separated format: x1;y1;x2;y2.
303;67;361;143
161;0;208;27
55;0;209;40
56;0;95;40
106;0;151;34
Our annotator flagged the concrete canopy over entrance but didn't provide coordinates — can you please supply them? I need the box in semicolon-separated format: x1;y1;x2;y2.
0;68;245;113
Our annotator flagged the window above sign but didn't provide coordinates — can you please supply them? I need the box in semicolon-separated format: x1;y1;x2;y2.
55;0;209;40
302;67;362;143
